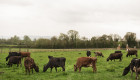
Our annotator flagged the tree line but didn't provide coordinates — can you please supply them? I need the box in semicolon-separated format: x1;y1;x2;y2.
0;30;140;49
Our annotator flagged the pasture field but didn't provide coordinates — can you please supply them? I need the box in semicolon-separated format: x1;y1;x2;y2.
0;48;140;80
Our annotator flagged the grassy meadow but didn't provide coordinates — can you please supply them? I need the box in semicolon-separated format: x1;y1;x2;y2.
0;48;140;80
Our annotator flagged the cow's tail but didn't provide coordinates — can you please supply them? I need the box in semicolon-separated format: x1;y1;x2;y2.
122;63;131;76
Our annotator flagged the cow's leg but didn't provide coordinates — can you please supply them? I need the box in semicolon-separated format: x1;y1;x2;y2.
136;72;138;80
32;69;33;74
120;58;122;61
19;61;22;67
28;67;30;75
92;63;97;72
50;67;53;72
17;63;19;67
79;67;81;72
25;68;27;75
131;70;133;77
61;66;65;71
55;67;57;72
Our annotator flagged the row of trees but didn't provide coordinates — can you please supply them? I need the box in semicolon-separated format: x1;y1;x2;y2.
0;30;140;49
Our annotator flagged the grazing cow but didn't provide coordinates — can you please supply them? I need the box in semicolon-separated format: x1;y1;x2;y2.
86;50;91;57
6;52;21;61
7;56;22;67
122;58;140;80
43;56;66;72
24;57;39;74
20;52;30;58
107;52;123;61
74;57;97;72
94;52;104;57
126;49;137;57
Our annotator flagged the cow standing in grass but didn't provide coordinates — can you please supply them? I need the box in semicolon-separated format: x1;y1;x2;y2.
94;52;104;57
107;52;123;61
24;57;39;75
43;56;66;72
126;49;137;57
86;50;91;57
122;58;140;80
7;56;22;67
6;52;21;61
74;57;97;72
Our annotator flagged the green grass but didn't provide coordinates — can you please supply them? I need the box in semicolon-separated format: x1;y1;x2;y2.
0;49;139;80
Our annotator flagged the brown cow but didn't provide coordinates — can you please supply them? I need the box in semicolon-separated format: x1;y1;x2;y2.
94;52;104;57
24;57;39;74
74;57;97;72
20;52;30;58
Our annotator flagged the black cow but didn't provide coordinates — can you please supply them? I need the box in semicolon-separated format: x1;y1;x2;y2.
86;50;91;57
6;52;21;61
126;49;137;57
122;58;140;80
7;56;22;67
107;53;123;61
43;56;66;72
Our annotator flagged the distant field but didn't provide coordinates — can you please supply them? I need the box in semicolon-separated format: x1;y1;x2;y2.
0;49;139;80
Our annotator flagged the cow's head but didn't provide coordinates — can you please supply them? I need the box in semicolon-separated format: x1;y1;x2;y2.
35;66;39;72
122;65;130;76
48;56;53;59
74;65;77;72
107;57;110;61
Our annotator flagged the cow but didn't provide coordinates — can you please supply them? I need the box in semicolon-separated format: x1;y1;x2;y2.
43;56;66;72
20;52;31;58
74;57;97;72
6;52;21;61
122;58;140;80
7;56;22;67
24;57;39;75
107;52;123;61
86;50;91;57
126;49;137;57
94;52;104;57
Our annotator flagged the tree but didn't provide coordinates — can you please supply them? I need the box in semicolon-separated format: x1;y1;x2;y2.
51;36;57;49
23;35;32;48
124;32;137;48
67;30;79;48
9;35;20;45
59;33;69;48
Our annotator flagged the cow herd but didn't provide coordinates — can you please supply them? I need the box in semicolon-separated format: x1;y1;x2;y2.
4;49;140;79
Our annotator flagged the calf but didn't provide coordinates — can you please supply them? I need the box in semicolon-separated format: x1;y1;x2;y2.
86;50;91;57
74;57;97;72
122;58;140;80
43;56;66;72
6;52;21;61
94;52;104;57
7;56;22;67
24;57;39;74
126;49;137;57
107;53;123;61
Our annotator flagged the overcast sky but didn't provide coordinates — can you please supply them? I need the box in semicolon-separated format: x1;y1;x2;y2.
0;0;140;39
